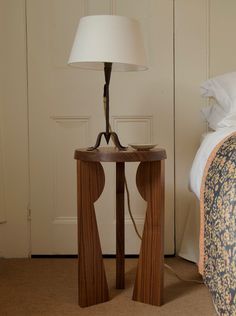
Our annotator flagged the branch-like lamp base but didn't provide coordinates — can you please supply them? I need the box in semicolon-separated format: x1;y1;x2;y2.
87;132;127;151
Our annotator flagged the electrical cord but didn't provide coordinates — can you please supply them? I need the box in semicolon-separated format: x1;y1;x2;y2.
103;96;203;284
124;175;203;284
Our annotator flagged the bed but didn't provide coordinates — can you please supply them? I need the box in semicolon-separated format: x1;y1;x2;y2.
189;72;236;316
190;128;236;316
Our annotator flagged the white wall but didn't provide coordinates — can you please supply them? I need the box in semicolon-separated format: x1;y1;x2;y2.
175;0;209;251
210;0;236;76
1;0;236;257
0;0;30;257
175;0;236;252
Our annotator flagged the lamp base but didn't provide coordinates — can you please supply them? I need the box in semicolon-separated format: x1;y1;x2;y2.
87;132;127;151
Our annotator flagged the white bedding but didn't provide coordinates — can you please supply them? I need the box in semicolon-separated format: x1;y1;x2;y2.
189;127;236;199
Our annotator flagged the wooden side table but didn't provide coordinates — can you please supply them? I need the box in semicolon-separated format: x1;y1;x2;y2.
74;147;166;307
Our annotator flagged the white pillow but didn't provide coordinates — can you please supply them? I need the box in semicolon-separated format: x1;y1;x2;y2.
218;112;236;128
201;103;236;130
201;103;226;130
200;72;236;113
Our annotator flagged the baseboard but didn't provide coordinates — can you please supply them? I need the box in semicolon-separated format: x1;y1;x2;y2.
31;254;175;259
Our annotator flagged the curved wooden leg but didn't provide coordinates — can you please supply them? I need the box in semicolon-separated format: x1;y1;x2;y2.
132;161;165;306
77;161;109;307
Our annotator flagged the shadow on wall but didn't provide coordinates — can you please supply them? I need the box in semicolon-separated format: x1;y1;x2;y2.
178;193;200;263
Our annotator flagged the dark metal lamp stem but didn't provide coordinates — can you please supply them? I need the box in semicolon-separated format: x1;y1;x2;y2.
88;62;127;151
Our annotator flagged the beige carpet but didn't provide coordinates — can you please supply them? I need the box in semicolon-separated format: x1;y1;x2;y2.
0;257;216;316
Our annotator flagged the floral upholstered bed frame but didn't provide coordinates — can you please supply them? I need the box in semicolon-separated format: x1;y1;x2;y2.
199;132;236;315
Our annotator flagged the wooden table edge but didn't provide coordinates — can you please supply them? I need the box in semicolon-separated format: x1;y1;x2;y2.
74;147;167;162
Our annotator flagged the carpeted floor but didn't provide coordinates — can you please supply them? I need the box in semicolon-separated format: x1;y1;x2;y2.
0;257;216;316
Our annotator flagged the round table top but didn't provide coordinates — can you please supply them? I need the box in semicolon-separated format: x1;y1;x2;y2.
74;147;167;162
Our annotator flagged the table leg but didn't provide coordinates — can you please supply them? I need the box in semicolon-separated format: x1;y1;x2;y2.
116;162;125;289
77;161;109;307
133;161;165;306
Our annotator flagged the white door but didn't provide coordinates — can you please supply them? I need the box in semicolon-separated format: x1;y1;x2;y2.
28;0;174;255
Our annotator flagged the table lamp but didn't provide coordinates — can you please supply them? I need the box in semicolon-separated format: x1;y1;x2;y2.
68;15;147;150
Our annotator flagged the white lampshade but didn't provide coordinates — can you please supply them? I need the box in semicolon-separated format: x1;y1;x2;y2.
68;15;147;71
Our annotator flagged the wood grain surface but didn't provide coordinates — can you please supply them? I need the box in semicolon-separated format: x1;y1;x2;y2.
116;162;125;289
77;161;109;307
75;149;166;307
132;161;165;306
75;147;166;162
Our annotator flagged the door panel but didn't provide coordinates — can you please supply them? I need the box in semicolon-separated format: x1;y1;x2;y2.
29;0;174;254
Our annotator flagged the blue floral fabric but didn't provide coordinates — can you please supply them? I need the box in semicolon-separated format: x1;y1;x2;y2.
203;134;236;316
